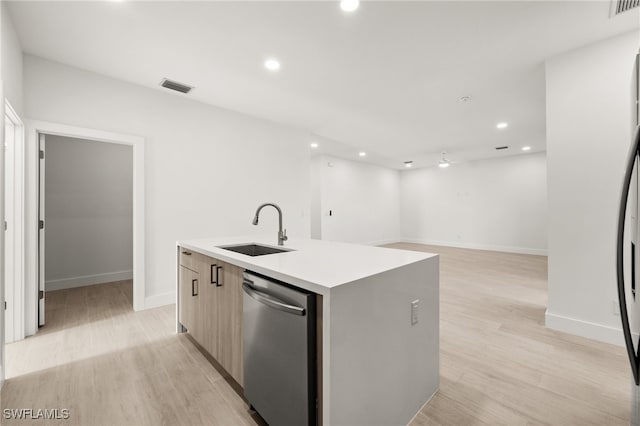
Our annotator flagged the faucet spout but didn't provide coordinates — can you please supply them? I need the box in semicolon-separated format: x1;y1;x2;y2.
252;203;288;246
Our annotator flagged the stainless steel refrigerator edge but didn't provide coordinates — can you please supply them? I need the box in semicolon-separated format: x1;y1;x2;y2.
617;49;640;426
242;271;317;426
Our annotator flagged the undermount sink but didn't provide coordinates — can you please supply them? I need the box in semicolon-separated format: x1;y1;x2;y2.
218;244;293;257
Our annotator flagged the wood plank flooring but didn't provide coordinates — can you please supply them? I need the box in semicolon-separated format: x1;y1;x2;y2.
1;280;257;426
0;245;631;425
386;243;630;426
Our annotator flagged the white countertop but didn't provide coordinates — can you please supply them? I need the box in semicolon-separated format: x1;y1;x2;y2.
177;236;437;294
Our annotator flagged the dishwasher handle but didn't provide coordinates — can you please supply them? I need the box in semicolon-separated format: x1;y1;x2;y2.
242;280;306;316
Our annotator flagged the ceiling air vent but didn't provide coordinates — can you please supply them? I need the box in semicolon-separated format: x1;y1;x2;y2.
611;0;640;16
495;146;509;150
160;78;193;94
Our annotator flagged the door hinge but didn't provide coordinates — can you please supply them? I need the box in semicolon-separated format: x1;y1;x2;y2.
39;150;45;159
39;220;44;230
4;301;6;310
39;290;44;300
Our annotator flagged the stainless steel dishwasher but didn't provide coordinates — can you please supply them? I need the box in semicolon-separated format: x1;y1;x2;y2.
242;271;316;426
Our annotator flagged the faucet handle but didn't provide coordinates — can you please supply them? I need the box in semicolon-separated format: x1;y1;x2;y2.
282;229;288;241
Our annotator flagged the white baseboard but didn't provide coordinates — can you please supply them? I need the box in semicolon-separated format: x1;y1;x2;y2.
365;238;402;246
46;270;133;291
545;310;627;347
399;238;548;256
144;291;175;309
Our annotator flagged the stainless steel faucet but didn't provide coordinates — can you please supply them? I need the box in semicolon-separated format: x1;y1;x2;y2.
252;203;288;246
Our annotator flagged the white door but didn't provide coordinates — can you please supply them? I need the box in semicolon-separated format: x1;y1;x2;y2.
38;134;45;327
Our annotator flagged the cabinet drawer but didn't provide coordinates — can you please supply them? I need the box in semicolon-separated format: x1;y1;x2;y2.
179;247;198;271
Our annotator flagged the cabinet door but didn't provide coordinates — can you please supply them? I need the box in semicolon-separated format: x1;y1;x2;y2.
217;261;244;385
199;256;221;357
179;265;200;335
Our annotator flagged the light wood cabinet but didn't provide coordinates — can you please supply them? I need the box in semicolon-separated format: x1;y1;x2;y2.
178;247;244;386
215;261;244;385
179;248;198;271
199;256;220;358
178;265;199;336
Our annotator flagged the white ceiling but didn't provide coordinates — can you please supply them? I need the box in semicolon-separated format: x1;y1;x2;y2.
7;0;640;169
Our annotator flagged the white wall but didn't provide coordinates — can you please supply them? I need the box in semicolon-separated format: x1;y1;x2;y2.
0;1;23;381
24;55;311;307
44;135;133;291
310;156;322;239
400;153;548;255
1;2;23;115
546;30;640;345
311;155;400;245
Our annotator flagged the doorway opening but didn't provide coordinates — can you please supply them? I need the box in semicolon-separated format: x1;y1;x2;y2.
39;134;135;326
23;122;145;337
3;123;145;381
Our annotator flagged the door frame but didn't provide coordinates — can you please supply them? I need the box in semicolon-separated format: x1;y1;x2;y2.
4;100;25;343
25;120;145;336
0;81;5;388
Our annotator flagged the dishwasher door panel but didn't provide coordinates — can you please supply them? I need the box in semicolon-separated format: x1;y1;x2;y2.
243;272;316;426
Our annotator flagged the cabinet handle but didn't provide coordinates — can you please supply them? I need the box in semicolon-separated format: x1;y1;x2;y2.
216;266;223;287
210;264;217;284
182;250;192;256
192;279;198;296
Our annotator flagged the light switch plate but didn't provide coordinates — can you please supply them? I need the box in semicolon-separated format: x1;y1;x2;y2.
411;300;419;325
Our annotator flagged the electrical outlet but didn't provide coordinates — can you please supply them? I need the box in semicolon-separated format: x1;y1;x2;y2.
613;300;621;316
411;300;419;325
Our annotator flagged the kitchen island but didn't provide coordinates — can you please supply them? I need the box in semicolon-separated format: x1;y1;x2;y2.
176;236;439;426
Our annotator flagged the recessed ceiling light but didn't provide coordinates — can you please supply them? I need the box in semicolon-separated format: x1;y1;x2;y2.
522;146;531;151
404;161;413;168
264;59;281;71
496;122;508;129
340;0;360;12
438;152;451;168
310;143;319;148
438;152;451;169
458;96;472;103
359;152;366;157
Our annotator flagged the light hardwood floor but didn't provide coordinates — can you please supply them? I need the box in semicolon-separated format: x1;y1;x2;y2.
1;280;259;426
387;243;630;426
1;245;631;425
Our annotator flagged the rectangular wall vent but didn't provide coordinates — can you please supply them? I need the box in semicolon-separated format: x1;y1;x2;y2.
611;0;640;15
495;146;509;150
160;78;194;94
